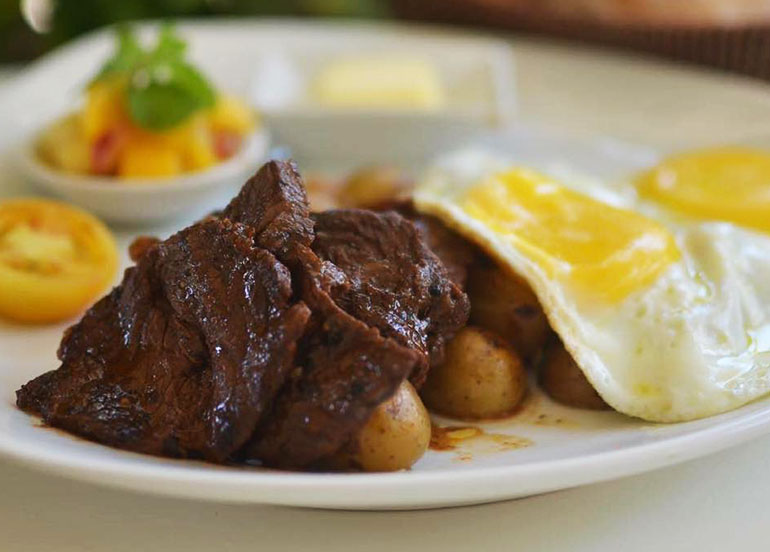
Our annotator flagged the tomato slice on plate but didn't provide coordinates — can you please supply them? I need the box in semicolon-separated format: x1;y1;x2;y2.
0;199;118;324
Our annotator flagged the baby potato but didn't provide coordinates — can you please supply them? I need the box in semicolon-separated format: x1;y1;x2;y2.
305;174;343;212
467;262;550;361
353;380;431;472
335;381;431;472
421;326;527;420
540;340;609;410
339;166;413;208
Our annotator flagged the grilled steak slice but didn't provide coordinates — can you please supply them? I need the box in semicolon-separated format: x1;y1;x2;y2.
311;209;470;386
223;164;467;466
246;248;422;468
401;210;478;290
221;166;423;467
222;160;314;258
373;200;479;289
17;219;310;462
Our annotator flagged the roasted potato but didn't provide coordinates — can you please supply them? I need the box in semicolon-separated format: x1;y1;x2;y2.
304;174;343;212
540;340;609;410
466;261;550;361
330;381;431;472
339;166;413;208
421;326;527;420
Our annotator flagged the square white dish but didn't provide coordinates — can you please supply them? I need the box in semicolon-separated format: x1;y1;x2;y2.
243;22;516;169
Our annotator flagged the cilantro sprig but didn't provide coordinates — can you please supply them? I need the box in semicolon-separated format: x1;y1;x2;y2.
91;24;216;131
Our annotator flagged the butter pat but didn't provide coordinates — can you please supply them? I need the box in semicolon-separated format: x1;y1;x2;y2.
312;56;446;110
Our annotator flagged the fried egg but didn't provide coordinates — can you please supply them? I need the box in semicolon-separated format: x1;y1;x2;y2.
414;147;770;422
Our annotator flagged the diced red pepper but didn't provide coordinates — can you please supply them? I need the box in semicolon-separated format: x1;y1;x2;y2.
212;130;242;160
91;129;126;175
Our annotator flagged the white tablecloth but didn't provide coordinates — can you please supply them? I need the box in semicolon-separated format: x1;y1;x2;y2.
2;436;769;551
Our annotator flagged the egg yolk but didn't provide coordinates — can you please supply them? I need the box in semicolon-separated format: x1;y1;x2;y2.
460;169;680;302
636;147;770;234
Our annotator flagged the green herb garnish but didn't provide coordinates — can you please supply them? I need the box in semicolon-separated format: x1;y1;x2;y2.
91;24;216;131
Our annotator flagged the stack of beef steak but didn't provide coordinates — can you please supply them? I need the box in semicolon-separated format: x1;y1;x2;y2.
17;161;469;469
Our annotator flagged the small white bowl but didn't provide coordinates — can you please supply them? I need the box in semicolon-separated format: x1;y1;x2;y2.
15;129;270;225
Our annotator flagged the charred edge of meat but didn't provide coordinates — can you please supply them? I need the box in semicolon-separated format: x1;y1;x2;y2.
222;160;314;259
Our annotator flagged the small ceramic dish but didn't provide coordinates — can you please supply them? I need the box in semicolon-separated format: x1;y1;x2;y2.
15;129;270;225
247;27;516;170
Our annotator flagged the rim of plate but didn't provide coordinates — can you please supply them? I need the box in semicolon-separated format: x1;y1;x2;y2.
0;400;769;508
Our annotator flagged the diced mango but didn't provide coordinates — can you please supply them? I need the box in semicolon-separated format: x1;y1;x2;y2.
43;78;252;178
170;116;216;171
182;128;217;171
82;80;129;142
37;113;91;174
117;143;182;178
136;116;217;172
208;94;256;135
143;117;193;151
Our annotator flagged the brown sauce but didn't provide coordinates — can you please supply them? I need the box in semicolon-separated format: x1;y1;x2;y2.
430;424;533;460
484;393;577;428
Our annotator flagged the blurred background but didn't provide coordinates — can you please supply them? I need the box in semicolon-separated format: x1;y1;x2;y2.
4;0;770;80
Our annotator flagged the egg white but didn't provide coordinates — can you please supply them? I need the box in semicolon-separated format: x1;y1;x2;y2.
415;150;770;422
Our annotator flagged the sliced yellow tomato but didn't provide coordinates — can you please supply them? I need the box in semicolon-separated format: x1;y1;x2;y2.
0;199;118;324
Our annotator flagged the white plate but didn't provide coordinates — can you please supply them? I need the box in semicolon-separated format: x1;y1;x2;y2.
2;20;770;510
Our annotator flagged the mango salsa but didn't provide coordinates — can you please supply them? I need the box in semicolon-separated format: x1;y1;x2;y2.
38;90;255;179
36;27;257;180
82;80;130;142
118;143;182;178
209;94;257;135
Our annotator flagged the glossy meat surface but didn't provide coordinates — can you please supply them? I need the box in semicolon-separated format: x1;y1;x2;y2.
17;219;310;462
222;165;427;467
18;160;470;469
222;160;314;258
247;248;422;468
311;209;470;386
381;201;479;289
